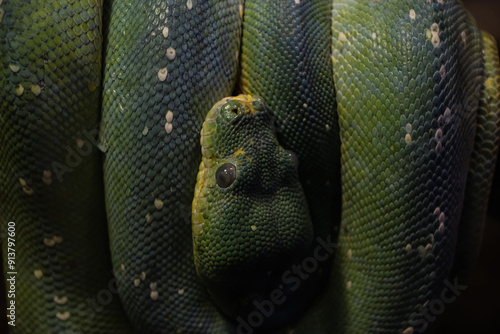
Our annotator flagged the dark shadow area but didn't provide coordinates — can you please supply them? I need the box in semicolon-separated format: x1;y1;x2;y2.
432;1;500;332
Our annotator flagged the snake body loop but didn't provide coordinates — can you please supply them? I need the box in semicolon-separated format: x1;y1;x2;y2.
1;0;500;333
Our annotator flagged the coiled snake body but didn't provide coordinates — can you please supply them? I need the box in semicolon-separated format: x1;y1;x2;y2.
1;0;499;333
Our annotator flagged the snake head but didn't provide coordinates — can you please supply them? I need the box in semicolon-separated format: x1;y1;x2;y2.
191;95;313;323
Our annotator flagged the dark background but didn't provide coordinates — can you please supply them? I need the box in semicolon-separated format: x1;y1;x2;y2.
1;1;499;333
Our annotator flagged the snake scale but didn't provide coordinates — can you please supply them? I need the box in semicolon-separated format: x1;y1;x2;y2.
1;0;499;333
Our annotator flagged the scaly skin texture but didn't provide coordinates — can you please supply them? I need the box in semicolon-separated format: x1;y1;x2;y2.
0;1;132;333
299;0;486;333
192;95;313;328
1;0;499;333
101;1;241;332
451;32;500;284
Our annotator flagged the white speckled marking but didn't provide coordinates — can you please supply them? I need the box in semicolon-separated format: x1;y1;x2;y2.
9;64;20;72
443;107;451;123
409;9;415;20
19;178;34;195
347;249;352;259
251;225;257;231
34;269;43;279
187;0;193;10
154;198;164;210
439;212;445;223
405;244;412;253
56;311;70;321
31;84;41;96
403;327;414;334
76;138;85;148
54;296;68;305
166;47;176;60
53;236;63;244
165;122;173;134
405;133;412;145
150;282;157;291
435;128;443;141
371;32;376;40
325;124;331;131
434;207;440;215
440;65;446;78
42;170;52;185
141;271;146;280
142;126;149;136
166;110;174;123
162;26;169;38
178;289;184;295
151;291;159;300
15;84;24;96
158;67;168;81
146;213;151;223
405;123;412;133
430;23;440;47
134;278;140;287
339;32;347;42
461;31;467;45
346;281;352;289
44;238;56;247
121;264;125;270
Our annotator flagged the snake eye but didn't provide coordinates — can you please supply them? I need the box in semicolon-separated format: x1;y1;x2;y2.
216;163;237;188
286;150;299;170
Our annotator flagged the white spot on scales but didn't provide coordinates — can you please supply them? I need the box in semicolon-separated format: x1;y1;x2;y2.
403;327;414;334
409;9;416;20
430;23;440;47
150;282;158;300
34;269;43;279
31;84;41;96
19;178;34;195
56;311;70;321
54;296;68;305
166;47;176;60
154;198;164;210
15;84;24;96
158;67;168;81
165;110;174;134
42;170;52;185
9;64;20;72
405;133;412;145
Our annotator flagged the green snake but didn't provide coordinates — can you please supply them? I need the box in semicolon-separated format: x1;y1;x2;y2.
1;0;499;333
